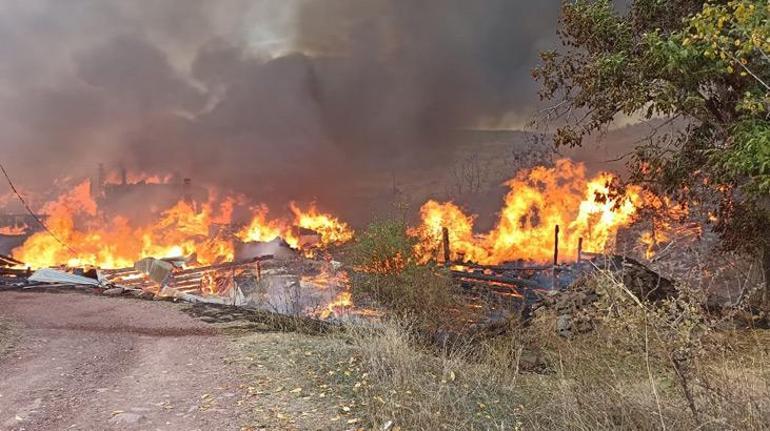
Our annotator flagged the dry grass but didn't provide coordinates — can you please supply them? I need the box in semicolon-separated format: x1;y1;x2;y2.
239;271;770;430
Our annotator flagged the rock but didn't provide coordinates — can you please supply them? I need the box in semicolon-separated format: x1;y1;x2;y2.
608;256;676;301
109;412;145;425
130;290;155;300
556;314;573;337
102;287;124;296
518;350;548;372
199;316;217;323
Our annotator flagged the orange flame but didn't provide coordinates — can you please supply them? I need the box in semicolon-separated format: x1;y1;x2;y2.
637;197;695;259
235;203;354;250
237;206;291;244
289;203;354;248
413;159;650;264
0;224;28;236
318;291;353;319
12;180;352;269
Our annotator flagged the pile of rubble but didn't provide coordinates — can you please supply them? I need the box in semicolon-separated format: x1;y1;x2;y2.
0;239;357;322
0;253;29;285
448;252;679;337
3;229;682;334
533;255;677;337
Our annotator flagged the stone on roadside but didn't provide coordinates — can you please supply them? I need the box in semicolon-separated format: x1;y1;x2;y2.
102;287;125;296
109;412;145;425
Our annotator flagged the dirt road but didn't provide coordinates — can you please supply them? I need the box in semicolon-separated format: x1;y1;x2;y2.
0;290;248;431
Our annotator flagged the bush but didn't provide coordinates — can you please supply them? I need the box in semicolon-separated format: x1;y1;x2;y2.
345;220;458;328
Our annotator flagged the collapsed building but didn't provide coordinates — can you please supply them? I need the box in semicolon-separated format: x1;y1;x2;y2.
0;159;699;329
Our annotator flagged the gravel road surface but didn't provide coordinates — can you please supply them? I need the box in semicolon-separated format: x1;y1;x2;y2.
0;290;248;431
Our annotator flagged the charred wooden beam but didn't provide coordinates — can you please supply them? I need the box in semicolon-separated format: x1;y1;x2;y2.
457;279;524;298
450;270;543;289
0;253;24;267
461;263;553;272
577;237;583;263
553;224;560;289
442;227;451;265
0;267;31;277
173;256;272;276
101;268;142;277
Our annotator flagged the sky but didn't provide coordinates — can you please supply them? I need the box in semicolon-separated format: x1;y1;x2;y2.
0;0;564;204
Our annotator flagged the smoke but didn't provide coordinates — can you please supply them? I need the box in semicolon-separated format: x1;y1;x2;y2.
0;0;561;216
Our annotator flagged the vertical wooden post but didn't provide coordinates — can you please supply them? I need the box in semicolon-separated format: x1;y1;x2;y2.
577;237;583;263
553;225;560;266
553;225;560;289
442;227;451;265
232;266;237;306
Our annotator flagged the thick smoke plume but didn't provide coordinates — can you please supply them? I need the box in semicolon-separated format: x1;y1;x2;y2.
0;1;560;218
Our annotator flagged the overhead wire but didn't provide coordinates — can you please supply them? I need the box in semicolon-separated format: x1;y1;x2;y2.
0;161;78;256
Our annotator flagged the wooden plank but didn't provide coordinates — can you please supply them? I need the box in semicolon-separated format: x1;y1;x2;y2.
172;256;273;276
457;280;524;298
0;267;31;276
461;263;553;272
0;253;24;267
450;270;544;289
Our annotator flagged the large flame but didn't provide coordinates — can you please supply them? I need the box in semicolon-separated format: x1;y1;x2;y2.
11;179;353;269
289;202;354;247
235;203;354;249
412;159;653;264
236;205;289;244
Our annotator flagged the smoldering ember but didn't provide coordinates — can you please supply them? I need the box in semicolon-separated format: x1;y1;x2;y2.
1;2;770;431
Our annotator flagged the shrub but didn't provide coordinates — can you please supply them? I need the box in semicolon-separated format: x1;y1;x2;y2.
345;220;458;328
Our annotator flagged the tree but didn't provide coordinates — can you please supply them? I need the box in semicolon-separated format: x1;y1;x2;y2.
534;0;770;299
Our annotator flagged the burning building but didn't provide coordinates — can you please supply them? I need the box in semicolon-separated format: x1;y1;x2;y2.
92;165;209;224
0;152;691;327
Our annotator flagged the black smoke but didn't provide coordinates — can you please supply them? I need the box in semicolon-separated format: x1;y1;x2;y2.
0;0;562;217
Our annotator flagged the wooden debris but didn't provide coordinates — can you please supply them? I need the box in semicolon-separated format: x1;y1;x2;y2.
0;253;24;267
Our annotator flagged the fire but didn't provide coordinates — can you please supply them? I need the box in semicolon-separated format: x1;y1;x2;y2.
413;159;651;264
637;197;698;259
104;171;174;185
318;291;353;319
289;203;354;247
0;224;28;236
236;202;354;250
410;201;487;263
11;180;353;269
301;266;353;319
237;206;288;244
